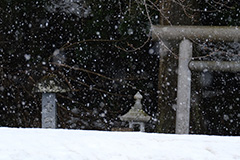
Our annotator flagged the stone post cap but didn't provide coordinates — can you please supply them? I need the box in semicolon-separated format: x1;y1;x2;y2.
34;75;70;93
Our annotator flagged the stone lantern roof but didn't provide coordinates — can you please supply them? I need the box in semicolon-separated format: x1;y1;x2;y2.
34;75;69;93
120;92;151;122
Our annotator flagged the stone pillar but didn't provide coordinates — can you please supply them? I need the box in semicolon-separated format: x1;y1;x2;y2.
176;39;192;134
34;78;69;129
140;123;145;132
42;93;57;128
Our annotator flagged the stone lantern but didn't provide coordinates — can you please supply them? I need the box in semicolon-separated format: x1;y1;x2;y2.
34;75;69;129
120;92;151;132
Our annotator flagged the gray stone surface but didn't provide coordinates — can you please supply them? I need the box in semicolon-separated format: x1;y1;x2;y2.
176;39;192;134
42;93;56;128
120;92;151;131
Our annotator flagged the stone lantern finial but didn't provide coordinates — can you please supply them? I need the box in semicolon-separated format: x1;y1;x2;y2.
133;91;143;109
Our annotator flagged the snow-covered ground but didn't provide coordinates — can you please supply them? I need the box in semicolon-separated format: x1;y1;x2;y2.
0;128;240;160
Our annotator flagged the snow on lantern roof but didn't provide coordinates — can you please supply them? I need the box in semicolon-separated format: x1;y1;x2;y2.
120;92;151;122
34;75;69;93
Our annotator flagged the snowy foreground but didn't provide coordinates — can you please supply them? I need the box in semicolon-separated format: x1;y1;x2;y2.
1;128;240;160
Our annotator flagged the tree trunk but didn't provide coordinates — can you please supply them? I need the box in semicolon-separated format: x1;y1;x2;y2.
155;0;200;133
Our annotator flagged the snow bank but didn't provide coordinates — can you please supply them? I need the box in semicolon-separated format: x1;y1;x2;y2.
0;128;239;160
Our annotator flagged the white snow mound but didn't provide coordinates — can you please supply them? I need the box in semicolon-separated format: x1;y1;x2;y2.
0;127;240;160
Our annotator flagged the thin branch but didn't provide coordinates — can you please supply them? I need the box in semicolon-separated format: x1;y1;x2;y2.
68;77;129;97
143;0;178;59
147;0;172;25
51;62;139;90
60;39;120;50
114;35;151;52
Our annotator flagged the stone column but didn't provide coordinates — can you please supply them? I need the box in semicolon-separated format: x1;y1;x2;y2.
42;93;57;128
176;39;192;134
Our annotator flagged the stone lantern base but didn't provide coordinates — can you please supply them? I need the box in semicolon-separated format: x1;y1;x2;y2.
129;122;146;132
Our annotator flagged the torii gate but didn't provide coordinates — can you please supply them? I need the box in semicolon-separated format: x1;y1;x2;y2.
151;25;240;134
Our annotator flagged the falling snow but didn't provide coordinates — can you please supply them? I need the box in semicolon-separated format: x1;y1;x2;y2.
24;54;31;61
0;0;239;137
